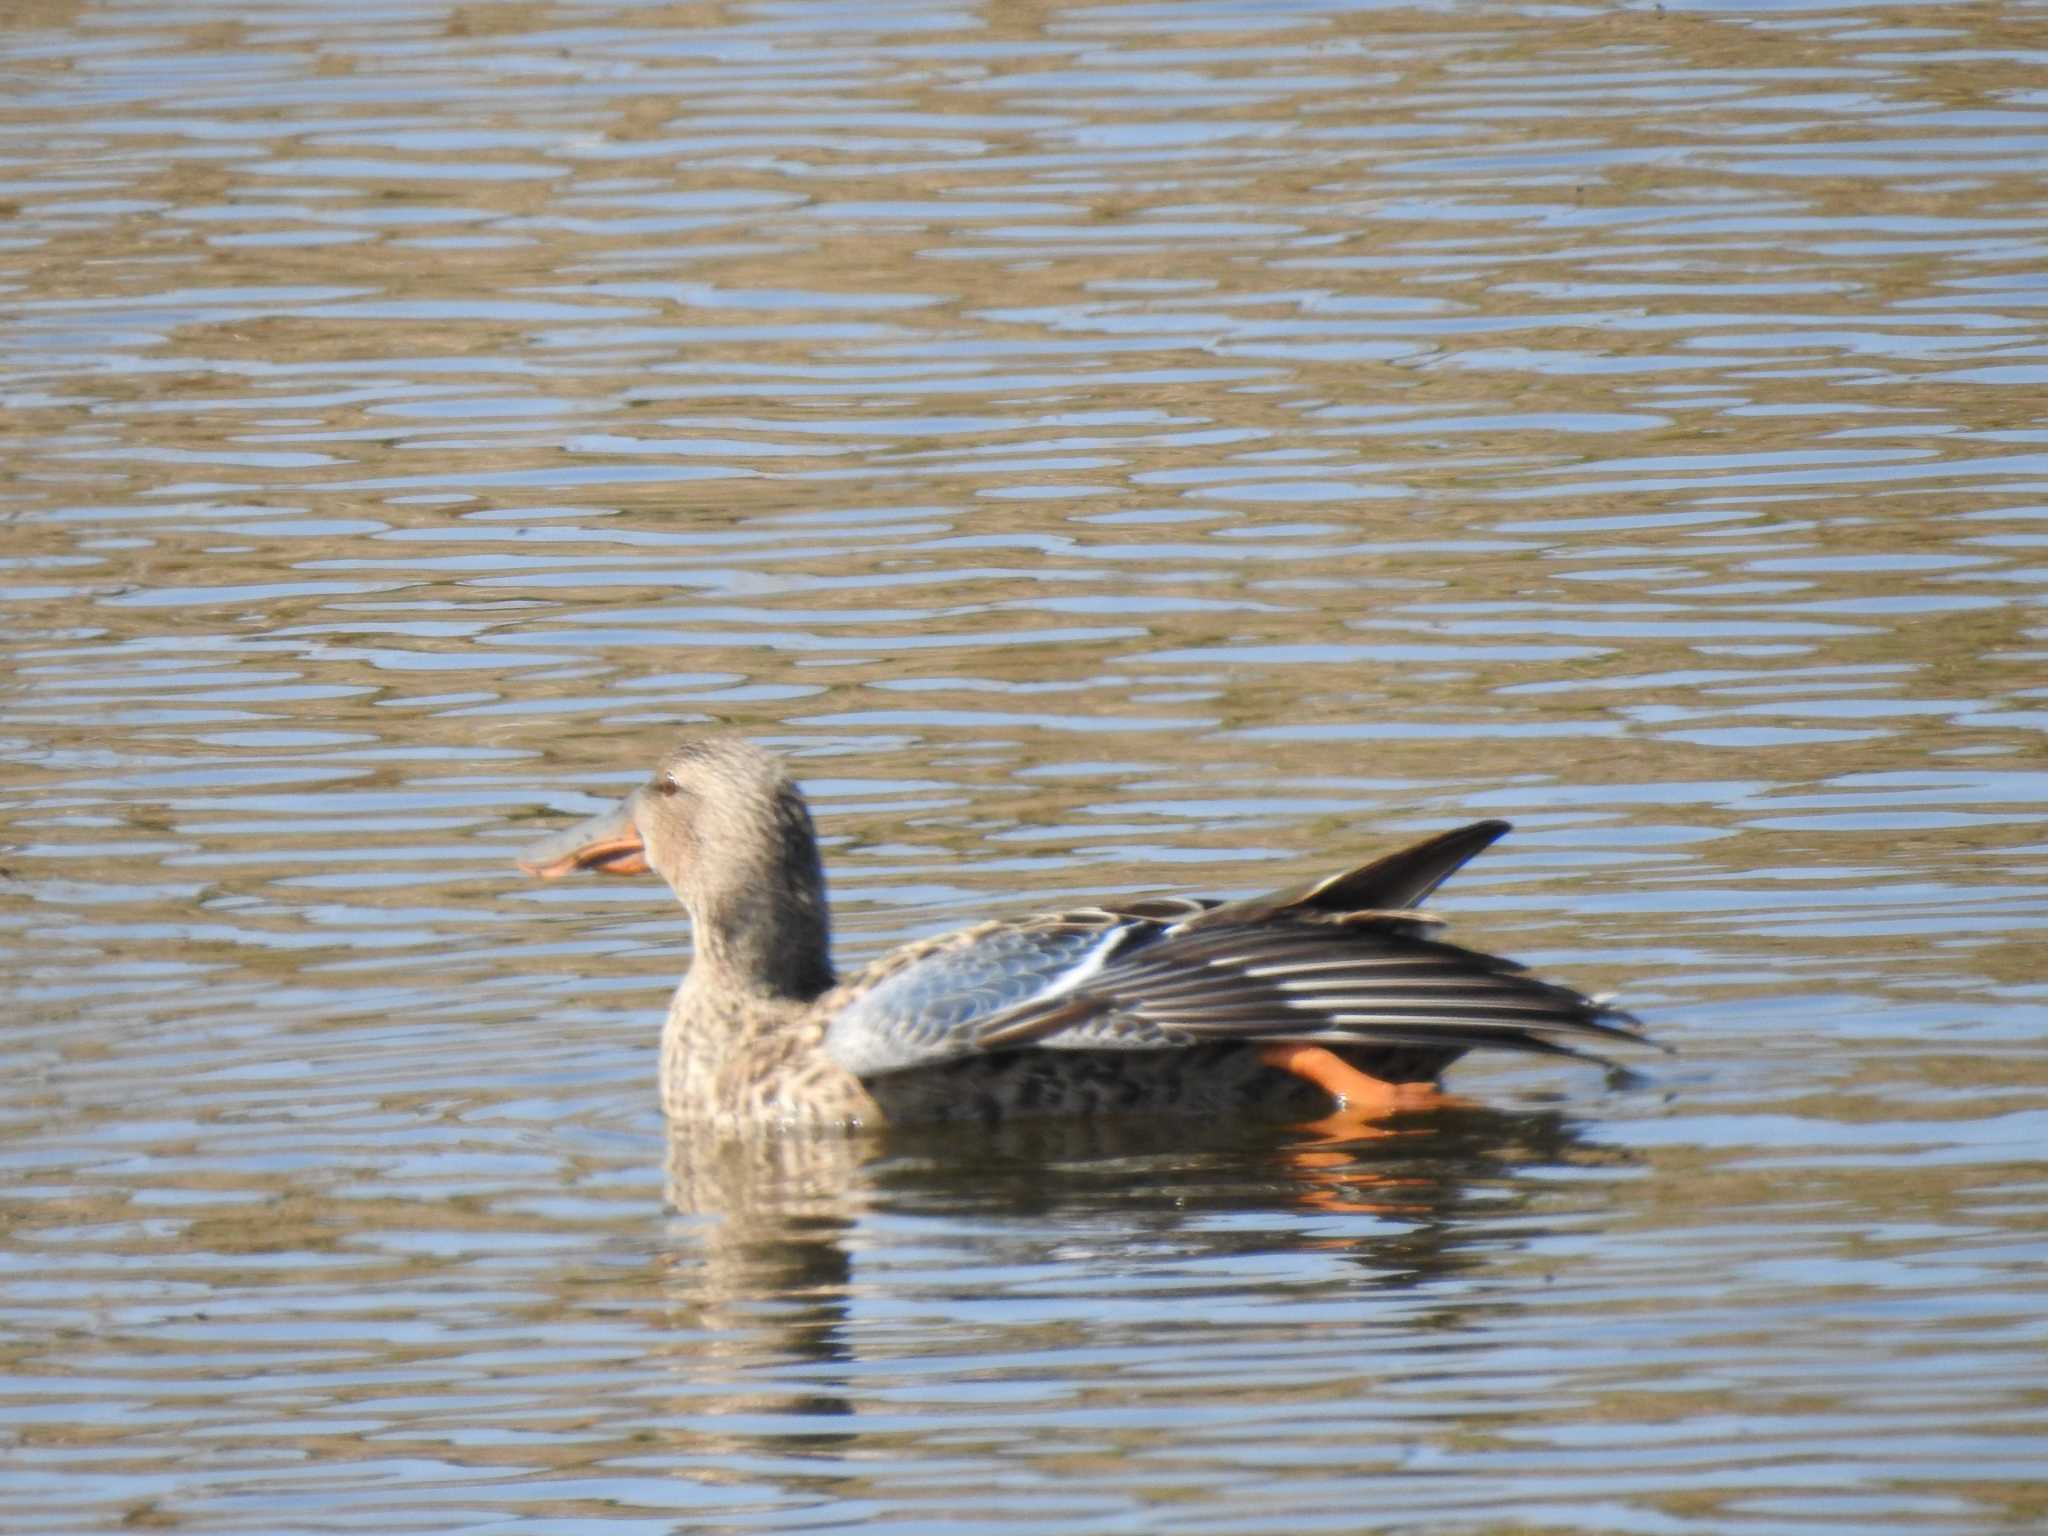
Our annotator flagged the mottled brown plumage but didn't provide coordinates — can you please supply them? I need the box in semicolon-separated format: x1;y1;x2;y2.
519;735;1649;1133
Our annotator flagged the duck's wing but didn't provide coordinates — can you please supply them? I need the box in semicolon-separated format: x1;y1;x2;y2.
822;821;1649;1080
820;897;1204;1079
1194;816;1513;924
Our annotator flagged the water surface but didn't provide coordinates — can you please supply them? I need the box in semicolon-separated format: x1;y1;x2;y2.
2;1;2045;1531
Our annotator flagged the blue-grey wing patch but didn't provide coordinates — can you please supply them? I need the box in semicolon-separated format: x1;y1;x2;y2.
824;919;1138;1078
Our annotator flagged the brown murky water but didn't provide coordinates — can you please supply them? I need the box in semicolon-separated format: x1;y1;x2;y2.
3;1;2046;1531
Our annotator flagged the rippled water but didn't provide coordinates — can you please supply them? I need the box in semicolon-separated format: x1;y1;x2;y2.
4;1;2046;1531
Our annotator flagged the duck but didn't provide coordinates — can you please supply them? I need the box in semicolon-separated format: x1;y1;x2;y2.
518;734;1649;1131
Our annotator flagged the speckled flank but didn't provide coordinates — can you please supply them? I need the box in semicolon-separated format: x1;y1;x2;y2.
862;1044;1465;1126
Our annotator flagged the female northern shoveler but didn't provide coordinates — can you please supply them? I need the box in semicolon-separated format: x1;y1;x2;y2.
519;735;1648;1131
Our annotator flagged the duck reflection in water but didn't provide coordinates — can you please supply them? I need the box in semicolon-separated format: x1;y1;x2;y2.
647;1104;1637;1462
519;734;1655;1139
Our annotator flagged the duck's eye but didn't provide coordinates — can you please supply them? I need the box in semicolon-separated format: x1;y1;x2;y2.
653;775;682;798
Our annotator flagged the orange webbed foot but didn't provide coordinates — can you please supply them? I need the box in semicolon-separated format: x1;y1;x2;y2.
1258;1043;1457;1119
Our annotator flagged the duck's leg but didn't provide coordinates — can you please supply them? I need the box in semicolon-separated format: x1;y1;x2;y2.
1258;1043;1449;1116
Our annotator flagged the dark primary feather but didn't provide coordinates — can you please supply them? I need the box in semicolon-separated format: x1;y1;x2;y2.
1185;817;1511;927
823;820;1644;1081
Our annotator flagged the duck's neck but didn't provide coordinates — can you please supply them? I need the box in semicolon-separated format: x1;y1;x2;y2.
685;885;834;1003
678;813;837;1006
663;860;835;1121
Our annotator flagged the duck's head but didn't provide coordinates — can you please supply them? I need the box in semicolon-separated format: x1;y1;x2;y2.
519;734;833;996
